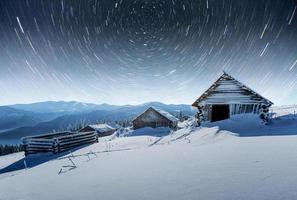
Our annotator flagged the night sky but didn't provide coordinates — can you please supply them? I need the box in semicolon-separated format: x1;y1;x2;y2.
0;0;297;106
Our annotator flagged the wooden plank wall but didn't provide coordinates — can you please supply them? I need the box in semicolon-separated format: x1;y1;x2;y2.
230;104;261;115
22;131;97;156
202;103;261;121
201;77;270;104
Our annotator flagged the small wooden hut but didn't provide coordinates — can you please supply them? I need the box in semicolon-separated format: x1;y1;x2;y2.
80;124;116;137
192;72;273;124
132;107;179;129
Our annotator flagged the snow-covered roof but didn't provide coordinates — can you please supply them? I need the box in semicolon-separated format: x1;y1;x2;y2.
153;107;179;122
192;72;273;106
88;124;116;133
132;107;179;123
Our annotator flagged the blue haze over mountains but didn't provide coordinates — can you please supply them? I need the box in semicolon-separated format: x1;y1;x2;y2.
0;101;195;143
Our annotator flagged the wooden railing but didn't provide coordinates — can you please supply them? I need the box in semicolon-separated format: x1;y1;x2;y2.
22;131;98;156
270;105;297;119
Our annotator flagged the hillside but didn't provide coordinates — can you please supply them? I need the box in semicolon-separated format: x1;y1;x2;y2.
0;106;42;132
0;101;195;142
0;109;297;200
9;101;100;113
8;101;194;114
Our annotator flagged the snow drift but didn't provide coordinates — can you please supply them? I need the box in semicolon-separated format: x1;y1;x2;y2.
0;108;297;200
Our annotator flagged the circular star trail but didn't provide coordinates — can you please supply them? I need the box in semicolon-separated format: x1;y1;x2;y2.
0;0;296;105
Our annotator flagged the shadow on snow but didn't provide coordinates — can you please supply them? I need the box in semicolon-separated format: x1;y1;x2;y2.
204;114;297;137
0;144;90;175
127;127;172;137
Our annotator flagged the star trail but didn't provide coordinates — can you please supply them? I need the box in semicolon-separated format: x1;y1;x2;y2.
0;0;296;105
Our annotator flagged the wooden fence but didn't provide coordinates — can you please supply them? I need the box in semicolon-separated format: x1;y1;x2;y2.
22;131;98;156
270;105;297;119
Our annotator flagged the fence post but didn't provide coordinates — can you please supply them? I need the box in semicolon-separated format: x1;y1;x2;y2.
53;139;57;154
53;138;60;154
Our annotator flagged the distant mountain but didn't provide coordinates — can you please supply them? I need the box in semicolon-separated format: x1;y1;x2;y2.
8;101;195;114
0;106;42;132
0;105;75;133
0;110;133;139
113;101;196;117
0;101;196;140
9;101;99;113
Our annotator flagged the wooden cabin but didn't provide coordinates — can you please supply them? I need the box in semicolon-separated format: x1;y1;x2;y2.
132;107;179;129
80;124;116;137
192;72;273;124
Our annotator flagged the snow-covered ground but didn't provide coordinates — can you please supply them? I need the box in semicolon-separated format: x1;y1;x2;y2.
0;107;297;200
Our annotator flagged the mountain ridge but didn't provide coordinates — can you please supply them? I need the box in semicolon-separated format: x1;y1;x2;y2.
0;101;196;142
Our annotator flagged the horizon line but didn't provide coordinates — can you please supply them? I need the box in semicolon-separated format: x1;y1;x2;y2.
0;100;194;107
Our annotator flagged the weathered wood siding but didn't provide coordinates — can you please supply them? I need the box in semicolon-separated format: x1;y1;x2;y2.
202;103;262;121
97;130;116;137
80;126;94;132
80;126;116;137
230;104;261;115
22;131;98;156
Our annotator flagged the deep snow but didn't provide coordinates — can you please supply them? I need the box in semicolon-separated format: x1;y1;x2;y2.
0;107;297;200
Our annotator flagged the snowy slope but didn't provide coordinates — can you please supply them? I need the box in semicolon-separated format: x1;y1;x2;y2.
0;110;297;200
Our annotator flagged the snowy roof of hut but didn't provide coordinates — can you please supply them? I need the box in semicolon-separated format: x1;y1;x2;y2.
88;124;116;133
133;107;179;122
153;107;179;122
192;71;273;106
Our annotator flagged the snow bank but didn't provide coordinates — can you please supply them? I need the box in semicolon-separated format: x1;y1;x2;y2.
1;109;297;200
119;126;171;137
204;113;297;137
1;131;297;200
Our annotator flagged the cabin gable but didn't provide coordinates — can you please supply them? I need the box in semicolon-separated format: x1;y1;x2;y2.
193;73;273;106
133;108;171;124
132;107;178;129
79;124;116;137
192;72;273;123
80;126;95;132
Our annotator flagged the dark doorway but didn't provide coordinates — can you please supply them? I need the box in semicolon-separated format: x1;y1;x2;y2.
211;104;230;122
